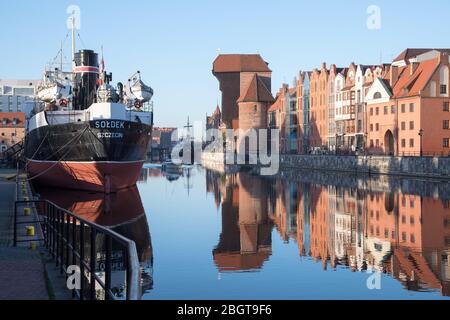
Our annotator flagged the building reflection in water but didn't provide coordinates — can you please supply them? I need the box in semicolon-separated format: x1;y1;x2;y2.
34;184;154;296
206;170;450;296
208;171;273;272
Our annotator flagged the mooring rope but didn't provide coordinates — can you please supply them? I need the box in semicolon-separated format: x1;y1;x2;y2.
25;126;89;182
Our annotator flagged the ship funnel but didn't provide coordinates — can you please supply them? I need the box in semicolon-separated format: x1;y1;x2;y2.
73;50;99;110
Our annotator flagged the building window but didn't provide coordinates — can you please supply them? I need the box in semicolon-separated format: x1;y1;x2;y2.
370;108;373;116
391;105;396;114
384;106;388;115
376;107;379;115
444;102;450;112
370;140;374;147
401;122;406;130
410;103;414;112
441;85;448;95
444;120;449;130
373;92;382;99
410;121;414;130
444;138;450;148
2;86;12;95
401;104;406;113
13;87;34;96
410;200;415;208
402;139;406;148
376;139;379;147
410;139;415;148
376;123;379;131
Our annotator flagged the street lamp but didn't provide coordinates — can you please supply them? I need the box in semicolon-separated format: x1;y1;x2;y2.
418;129;424;157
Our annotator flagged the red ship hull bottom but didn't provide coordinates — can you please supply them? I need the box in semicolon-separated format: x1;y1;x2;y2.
27;160;145;193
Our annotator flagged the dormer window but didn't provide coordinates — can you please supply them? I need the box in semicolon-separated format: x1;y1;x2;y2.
440;65;449;96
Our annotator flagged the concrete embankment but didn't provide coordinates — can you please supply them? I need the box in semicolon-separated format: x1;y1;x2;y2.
202;152;450;180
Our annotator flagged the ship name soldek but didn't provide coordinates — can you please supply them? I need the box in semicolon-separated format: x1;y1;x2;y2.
94;120;126;139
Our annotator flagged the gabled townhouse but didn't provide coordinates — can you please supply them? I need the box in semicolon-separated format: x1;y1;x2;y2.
284;86;299;154
337;63;357;151
296;72;308;154
268;92;285;153
299;72;311;154
327;65;338;151
334;68;348;149
309;63;329;150
354;64;391;152
366;76;395;154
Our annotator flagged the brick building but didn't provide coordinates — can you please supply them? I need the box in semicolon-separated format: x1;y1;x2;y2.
213;54;273;130
0;112;25;152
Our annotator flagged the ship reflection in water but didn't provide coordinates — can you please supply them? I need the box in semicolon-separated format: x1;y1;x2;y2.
138;165;450;300
34;184;154;297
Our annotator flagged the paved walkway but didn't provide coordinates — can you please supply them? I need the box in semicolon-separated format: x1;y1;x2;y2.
0;247;48;300
0;171;15;246
0;170;49;300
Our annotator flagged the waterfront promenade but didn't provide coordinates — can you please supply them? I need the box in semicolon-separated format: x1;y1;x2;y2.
0;169;48;300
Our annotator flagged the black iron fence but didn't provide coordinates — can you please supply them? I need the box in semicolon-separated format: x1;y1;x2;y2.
14;200;141;300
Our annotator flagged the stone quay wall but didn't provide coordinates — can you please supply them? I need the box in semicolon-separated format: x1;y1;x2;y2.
280;155;450;180
202;152;450;180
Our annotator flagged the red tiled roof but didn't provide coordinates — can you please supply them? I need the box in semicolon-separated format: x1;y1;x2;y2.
392;58;440;98
213;54;271;73
0;112;25;128
237;74;275;103
341;85;355;91
393;48;450;63
268;95;282;112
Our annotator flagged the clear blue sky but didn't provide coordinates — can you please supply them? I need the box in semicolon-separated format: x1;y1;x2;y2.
1;0;449;127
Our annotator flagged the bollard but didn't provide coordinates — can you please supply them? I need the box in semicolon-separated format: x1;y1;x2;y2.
26;226;35;237
24;208;31;216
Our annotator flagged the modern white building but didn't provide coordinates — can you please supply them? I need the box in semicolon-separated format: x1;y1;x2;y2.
0;79;40;113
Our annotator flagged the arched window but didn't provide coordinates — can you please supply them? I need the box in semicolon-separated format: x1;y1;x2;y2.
373;92;382;99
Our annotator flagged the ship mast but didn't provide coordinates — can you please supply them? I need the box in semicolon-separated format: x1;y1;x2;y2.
71;13;76;72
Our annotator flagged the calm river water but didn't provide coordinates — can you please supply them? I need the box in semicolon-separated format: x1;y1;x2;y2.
36;165;450;300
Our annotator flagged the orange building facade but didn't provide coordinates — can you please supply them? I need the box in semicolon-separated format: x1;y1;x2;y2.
268;48;450;156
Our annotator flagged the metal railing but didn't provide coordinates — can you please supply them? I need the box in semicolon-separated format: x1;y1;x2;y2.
14;200;141;300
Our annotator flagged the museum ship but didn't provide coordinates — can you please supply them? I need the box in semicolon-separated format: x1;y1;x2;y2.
24;19;154;193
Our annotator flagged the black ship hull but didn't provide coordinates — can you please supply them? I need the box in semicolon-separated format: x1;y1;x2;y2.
25;119;152;193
